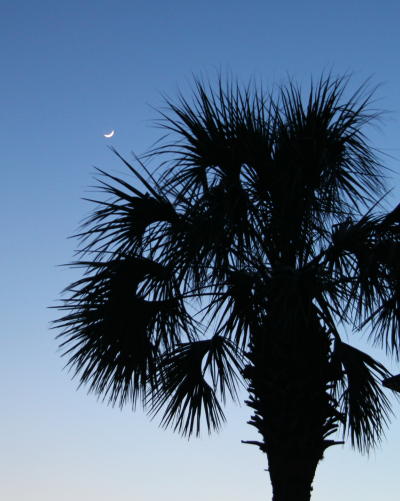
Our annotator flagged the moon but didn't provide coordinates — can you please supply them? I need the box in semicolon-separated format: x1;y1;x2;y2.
104;130;115;138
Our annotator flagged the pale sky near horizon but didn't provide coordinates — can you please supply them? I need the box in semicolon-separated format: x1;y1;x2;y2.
2;1;400;500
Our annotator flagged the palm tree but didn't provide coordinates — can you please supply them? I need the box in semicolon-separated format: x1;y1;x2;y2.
55;75;400;501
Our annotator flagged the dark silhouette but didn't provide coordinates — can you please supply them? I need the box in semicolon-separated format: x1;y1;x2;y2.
55;75;400;501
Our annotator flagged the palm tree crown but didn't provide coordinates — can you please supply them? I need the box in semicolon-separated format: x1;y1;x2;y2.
55;75;400;500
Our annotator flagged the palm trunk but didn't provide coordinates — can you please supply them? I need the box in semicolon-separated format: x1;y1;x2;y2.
266;440;321;501
245;303;339;501
246;375;326;501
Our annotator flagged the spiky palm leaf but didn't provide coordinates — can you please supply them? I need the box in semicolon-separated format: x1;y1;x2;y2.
56;255;193;406
332;341;392;452
148;335;244;436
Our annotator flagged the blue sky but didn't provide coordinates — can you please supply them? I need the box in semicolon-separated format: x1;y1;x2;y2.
1;1;400;500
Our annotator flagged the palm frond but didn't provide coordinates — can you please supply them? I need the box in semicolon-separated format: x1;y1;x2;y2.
332;341;392;452
76;166;178;257
152;78;272;195
55;255;193;407
148;336;245;436
324;206;400;355
268;75;385;262
205;269;266;349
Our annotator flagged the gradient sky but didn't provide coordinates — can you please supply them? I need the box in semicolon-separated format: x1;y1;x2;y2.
2;1;400;500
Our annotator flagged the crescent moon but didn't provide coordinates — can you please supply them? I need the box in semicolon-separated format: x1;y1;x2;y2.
104;130;115;138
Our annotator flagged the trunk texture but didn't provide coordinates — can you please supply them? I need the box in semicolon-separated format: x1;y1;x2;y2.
266;443;320;501
245;277;341;501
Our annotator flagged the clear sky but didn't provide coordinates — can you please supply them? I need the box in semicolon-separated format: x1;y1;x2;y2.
1;1;400;500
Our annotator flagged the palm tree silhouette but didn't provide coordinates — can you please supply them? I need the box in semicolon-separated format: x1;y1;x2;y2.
55;75;400;501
